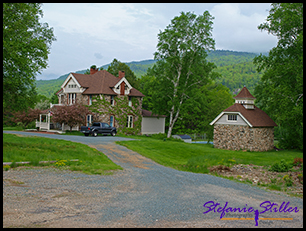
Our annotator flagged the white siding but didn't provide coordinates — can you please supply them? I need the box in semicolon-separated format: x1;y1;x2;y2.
214;114;248;126
141;117;165;134
64;79;82;93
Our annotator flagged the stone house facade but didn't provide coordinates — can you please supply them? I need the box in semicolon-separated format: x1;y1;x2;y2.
36;67;166;134
210;87;277;151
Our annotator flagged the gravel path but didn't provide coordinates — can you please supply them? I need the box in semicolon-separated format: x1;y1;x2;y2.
3;131;303;228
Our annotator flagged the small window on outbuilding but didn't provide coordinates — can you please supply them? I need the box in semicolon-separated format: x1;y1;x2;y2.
228;114;237;121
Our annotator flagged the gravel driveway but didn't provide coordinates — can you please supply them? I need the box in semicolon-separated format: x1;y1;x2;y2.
3;131;303;228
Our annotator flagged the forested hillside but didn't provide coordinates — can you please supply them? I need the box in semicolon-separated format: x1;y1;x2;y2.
35;50;264;98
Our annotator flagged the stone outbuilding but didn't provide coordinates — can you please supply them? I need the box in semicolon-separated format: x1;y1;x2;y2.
209;87;277;151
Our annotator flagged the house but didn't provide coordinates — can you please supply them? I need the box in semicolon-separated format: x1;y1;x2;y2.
36;67;166;135
209;86;277;151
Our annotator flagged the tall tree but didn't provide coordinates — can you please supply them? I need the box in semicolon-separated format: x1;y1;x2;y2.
151;11;218;138
3;3;56;111
107;59;140;89
253;3;303;150
173;83;234;137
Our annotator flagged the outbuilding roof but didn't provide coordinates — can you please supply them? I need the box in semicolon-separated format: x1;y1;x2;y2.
142;109;167;118
233;86;256;99
210;103;277;127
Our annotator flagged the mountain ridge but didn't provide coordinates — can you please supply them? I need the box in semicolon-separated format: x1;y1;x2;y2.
36;50;265;98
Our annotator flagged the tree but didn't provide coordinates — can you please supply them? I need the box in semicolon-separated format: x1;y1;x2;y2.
173;83;234;138
151;11;218;138
3;3;56;111
52;104;91;132
12;108;42;128
253;3;303;150
107;59;140;89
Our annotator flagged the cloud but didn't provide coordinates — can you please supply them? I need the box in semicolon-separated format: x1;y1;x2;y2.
210;3;277;53
38;3;278;80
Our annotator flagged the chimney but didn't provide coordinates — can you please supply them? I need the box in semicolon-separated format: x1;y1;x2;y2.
90;66;99;75
118;70;125;78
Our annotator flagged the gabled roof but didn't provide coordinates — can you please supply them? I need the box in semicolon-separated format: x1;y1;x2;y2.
61;70;144;97
233;86;256;99
210;103;277;127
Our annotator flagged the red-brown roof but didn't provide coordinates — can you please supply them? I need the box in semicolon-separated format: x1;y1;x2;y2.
142;109;166;118
223;103;277;127
68;70;144;97
233;86;256;99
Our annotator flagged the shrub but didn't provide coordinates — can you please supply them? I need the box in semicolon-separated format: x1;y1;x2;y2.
269;159;292;172
283;175;293;187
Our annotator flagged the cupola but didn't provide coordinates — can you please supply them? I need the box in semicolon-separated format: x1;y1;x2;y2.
233;86;256;109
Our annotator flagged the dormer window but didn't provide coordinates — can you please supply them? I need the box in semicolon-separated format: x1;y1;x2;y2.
228;114;237;121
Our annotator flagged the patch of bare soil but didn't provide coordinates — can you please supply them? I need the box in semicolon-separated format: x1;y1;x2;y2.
208;164;303;197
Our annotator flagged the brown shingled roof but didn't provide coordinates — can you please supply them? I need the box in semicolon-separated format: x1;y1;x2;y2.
223;103;277;127
142;109;166;118
233;86;256;99
70;70;144;97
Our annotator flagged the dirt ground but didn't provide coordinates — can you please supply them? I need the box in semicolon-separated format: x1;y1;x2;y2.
208;164;303;197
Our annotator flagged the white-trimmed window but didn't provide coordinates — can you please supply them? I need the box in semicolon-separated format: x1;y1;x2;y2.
68;84;77;88
110;115;114;127
68;93;76;104
110;95;115;106
89;95;92;105
127;115;133;128
128;96;132;107
87;115;92;126
228;114;237;121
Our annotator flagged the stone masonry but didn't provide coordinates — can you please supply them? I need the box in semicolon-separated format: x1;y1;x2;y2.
213;124;274;152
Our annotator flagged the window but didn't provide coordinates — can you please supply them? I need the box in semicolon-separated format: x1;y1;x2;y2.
128;96;132;107
110;95;115;106
68;93;76;104
89;95;92;105
68;84;77;88
110;115;114;127
87;115;92;126
228;114;237;121
127;115;133;128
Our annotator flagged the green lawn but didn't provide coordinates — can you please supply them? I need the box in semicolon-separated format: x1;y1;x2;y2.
116;136;303;174
3;133;122;175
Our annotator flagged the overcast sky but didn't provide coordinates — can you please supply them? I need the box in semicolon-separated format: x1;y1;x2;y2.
37;3;277;80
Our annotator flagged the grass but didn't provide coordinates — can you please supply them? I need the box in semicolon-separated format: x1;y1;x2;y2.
116;135;303;174
3;133;122;175
3;126;24;131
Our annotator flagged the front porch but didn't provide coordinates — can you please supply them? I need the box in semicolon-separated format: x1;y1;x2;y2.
35;109;79;132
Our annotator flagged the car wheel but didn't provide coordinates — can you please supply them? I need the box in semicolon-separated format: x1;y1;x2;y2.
92;131;98;137
111;131;116;136
84;133;89;136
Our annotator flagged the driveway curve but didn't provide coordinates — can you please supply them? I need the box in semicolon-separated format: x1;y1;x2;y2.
3;131;303;228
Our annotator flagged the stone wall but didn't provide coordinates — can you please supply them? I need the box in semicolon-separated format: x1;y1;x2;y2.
213;124;274;151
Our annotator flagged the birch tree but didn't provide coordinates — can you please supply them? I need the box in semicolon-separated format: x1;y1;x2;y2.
151;11;218;138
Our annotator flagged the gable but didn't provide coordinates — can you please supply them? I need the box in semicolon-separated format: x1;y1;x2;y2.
213;113;249;126
61;73;83;93
113;77;133;95
210;112;251;127
210;103;277;127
